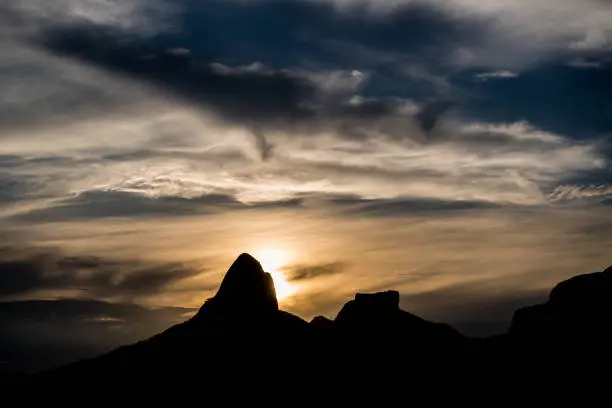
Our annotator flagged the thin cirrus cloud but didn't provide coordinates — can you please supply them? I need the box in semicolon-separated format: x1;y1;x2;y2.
3;113;604;220
548;184;612;202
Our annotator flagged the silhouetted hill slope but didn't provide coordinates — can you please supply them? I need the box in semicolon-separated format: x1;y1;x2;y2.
334;290;463;341
17;256;612;392
32;254;313;385
510;265;612;348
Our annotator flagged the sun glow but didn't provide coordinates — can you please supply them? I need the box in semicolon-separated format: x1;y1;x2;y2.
256;248;296;301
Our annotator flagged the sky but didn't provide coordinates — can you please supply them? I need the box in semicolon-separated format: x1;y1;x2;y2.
1;0;612;371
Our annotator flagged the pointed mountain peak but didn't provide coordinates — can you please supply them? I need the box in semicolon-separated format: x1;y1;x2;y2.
230;253;264;272
198;253;278;316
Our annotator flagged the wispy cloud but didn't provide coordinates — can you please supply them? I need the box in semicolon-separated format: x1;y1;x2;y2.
548;184;612;202
2;0;176;35
0;246;209;302
475;71;519;81
286;262;346;281
566;58;604;69
2;91;605;218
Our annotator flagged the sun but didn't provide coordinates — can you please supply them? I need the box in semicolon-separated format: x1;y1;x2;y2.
255;248;296;301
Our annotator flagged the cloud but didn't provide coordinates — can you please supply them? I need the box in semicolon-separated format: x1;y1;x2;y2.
566;58;604;69
1;30;606;212
11;190;241;221
0;40;162;133
0;0;178;137
0;173;40;204
2;111;605;222
11;2;601;211
252;128;276;161
317;0;612;67
8;46;598;212
474;71;518;81
37;28;417;143
10;190;304;223
286;262;346;281
324;195;501;217
1;0;176;36
38;31;313;128
548;184;612;202
0;246;206;299
0;0;608;228
415;100;456;133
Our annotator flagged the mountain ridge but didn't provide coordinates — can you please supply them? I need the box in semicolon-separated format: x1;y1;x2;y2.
5;254;612;393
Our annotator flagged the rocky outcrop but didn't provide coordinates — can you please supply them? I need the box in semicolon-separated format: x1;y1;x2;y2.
510;265;612;346
334;290;463;343
336;290;402;324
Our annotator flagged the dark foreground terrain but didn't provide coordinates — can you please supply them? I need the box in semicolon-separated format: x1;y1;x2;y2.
3;253;612;397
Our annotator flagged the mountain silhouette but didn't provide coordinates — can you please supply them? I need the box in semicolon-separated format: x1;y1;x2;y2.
7;254;612;394
510;265;612;348
28;253;314;389
204;253;278;312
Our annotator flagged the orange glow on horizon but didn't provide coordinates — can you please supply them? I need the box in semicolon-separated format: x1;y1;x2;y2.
255;247;297;301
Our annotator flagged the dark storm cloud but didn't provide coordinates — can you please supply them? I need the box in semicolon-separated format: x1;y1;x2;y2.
0;299;194;372
38;27;316;125
0;247;204;298
286;262;346;281
30;0;474;138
